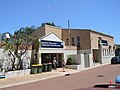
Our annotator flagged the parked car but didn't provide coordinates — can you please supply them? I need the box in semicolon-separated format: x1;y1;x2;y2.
76;76;120;90
76;84;120;90
111;56;120;64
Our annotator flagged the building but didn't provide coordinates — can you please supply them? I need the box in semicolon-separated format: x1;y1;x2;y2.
32;23;114;69
62;28;114;66
114;44;120;56
32;23;76;67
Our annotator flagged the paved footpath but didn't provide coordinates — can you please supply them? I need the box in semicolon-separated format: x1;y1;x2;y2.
0;68;78;89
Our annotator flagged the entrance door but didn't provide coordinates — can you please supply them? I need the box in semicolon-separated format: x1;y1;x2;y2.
93;49;101;63
84;53;90;68
57;54;63;67
41;53;63;67
41;53;51;63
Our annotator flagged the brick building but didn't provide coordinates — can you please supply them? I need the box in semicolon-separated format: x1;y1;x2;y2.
31;23;114;69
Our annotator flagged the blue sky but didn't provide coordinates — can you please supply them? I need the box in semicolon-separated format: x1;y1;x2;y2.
0;0;120;44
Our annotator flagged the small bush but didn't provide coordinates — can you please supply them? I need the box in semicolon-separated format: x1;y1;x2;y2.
66;57;74;65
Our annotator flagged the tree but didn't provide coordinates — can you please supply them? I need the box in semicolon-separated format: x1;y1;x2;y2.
4;26;36;70
45;22;55;26
31;38;39;64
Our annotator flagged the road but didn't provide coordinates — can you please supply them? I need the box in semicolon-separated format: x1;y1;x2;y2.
1;64;120;90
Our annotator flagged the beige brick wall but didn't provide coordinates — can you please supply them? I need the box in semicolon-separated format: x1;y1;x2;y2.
90;32;114;49
31;25;45;38
45;25;62;39
32;24;114;51
31;24;62;39
62;29;91;50
62;29;114;50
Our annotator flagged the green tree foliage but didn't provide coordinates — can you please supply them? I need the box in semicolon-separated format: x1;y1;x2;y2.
45;22;55;26
31;37;39;64
4;26;36;70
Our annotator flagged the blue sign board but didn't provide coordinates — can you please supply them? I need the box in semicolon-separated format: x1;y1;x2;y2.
41;40;63;48
101;40;108;46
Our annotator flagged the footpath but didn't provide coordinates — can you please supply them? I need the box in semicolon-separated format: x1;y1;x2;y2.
0;68;78;89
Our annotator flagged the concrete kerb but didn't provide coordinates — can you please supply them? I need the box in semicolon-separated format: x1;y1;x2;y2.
0;73;63;89
0;68;78;89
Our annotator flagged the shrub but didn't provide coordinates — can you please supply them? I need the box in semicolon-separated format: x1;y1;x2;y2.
66;57;74;65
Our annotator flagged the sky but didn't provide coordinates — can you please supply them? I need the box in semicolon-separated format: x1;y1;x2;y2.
0;0;120;44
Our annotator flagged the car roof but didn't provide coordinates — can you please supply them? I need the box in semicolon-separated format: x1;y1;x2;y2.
76;84;120;90
76;87;120;90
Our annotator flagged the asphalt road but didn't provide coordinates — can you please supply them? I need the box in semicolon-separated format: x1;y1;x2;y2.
1;64;120;90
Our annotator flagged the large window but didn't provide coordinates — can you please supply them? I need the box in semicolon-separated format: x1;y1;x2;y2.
105;49;106;56
72;37;74;46
101;40;108;46
103;49;105;56
66;38;69;45
77;36;80;47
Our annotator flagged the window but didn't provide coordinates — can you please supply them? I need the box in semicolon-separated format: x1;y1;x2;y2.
109;49;110;56
77;36;80;46
72;37;74;46
105;49;106;56
101;40;108;46
103;49;104;56
66;38;69;45
107;49;109;56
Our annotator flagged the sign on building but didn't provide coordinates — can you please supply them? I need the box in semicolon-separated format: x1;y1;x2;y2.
41;40;63;48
